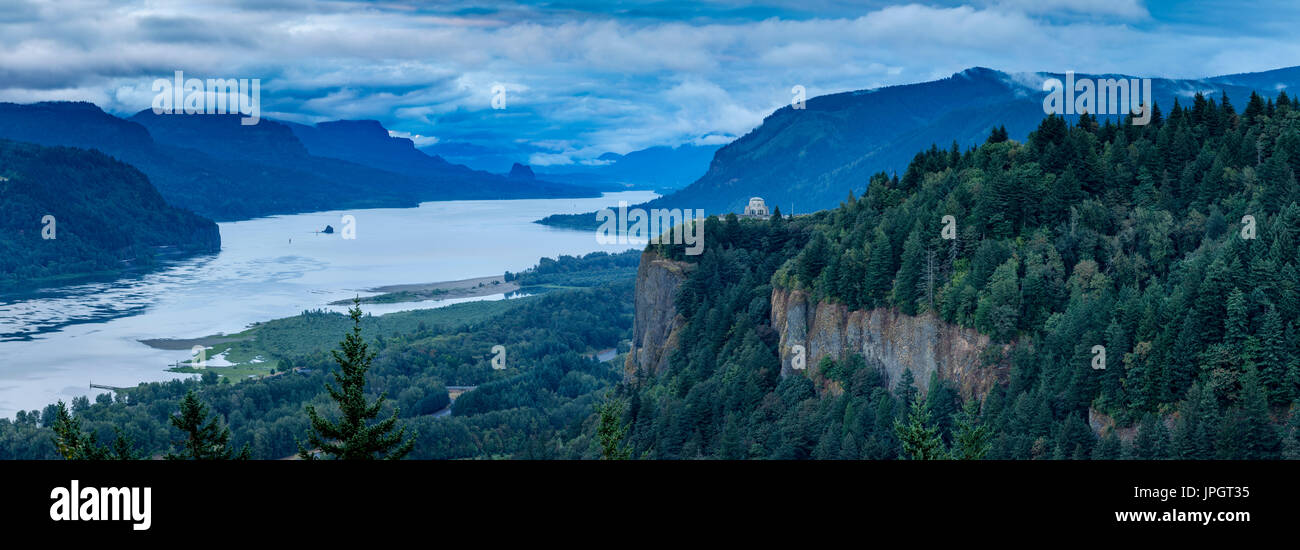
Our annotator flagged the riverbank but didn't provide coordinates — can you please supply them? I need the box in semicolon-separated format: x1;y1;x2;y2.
138;296;532;382
0;190;657;417
332;275;519;305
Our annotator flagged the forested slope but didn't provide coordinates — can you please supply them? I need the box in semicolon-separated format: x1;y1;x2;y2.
618;91;1300;459
0;139;219;289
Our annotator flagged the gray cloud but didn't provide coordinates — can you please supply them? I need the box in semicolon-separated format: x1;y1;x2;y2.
0;1;1296;165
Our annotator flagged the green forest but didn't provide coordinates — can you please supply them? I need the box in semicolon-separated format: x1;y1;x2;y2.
0;139;219;290
10;92;1300;460
0;245;639;460
627;91;1300;459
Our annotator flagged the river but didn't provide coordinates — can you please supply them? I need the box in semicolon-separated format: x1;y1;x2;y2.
0;191;655;417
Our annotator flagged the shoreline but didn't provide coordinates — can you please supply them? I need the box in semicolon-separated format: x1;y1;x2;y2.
333;274;520;305
138;274;522;353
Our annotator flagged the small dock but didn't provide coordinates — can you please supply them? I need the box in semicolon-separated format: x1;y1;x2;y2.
89;382;129;392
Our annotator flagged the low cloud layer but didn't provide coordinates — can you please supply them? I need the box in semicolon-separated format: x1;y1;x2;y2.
1;0;1297;166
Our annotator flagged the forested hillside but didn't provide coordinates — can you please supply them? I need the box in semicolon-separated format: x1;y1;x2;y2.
0;102;596;222
0;276;632;459
0;139;219;289
537;66;1300;230
618;91;1300;459
15;92;1300;460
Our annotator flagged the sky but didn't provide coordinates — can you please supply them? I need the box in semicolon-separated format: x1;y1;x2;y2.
1;0;1298;168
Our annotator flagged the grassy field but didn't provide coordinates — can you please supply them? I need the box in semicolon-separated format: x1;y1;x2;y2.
165;297;533;382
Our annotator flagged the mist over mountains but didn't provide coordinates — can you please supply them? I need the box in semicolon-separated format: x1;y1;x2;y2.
540;65;1300;228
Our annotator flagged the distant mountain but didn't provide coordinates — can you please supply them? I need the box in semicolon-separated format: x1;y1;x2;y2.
423;142;721;192
420;141;524;174
507;163;536;180
0;102;597;222
539;65;1300;228
534;144;723;192
283;119;593;198
0;139;219;289
0;102;395;220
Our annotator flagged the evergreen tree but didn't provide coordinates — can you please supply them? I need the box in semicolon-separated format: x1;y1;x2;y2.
1224;288;1249;350
951;398;991;459
797;232;830;287
1283;405;1300;460
1132;413;1170;459
166;390;250;460
892;228;925;314
1245;91;1266;124
1259;308;1297;405
1092;431;1122;460
894;369;918;408
50;401;107;460
987;125;1009;144
894;397;948;460
863;230;894;305
596;393;631;460
108;428;141;460
1232;366;1282;459
301;299;415;460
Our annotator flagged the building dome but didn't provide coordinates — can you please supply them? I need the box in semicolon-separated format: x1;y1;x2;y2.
743;197;769;218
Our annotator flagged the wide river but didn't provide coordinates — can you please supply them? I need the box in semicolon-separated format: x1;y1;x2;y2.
0;191;655;417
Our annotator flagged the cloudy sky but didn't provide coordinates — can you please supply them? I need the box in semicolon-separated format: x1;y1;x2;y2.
1;0;1297;167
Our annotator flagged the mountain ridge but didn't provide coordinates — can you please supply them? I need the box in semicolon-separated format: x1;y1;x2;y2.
538;64;1300;229
0;102;598;222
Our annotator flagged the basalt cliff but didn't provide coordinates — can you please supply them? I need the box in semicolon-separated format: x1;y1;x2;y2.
626;249;1008;400
624;249;693;379
770;287;1008;400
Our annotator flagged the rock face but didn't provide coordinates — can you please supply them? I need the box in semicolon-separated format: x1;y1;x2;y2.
508;163;536;180
623;250;1007;400
771;287;1007;400
624;249;693;379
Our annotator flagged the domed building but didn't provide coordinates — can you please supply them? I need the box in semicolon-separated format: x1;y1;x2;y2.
741;197;770;219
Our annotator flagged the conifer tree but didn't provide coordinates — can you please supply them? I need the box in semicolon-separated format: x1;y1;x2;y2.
51;401;139;460
50;401;107;460
301;299;415;460
894;369;918;408
863;230;894;305
891;228;925;314
1092;431;1122;460
1132;412;1171;459
895;397;948;460
167;390;250;460
1258;308;1296;405
1233;366;1281;459
1245;91;1265;124
951;398;991;460
1282;405;1300;460
596;393;631;460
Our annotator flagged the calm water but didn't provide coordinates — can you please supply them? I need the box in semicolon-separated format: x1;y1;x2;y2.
0;191;655;417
